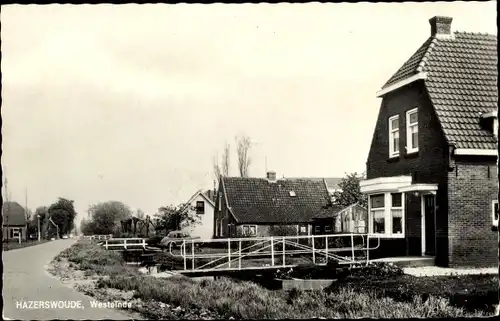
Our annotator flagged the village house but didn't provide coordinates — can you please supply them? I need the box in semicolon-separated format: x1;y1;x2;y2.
2;201;28;241
213;171;366;238
183;189;216;240
360;16;498;267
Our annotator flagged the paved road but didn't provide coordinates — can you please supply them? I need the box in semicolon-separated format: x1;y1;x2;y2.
3;239;138;320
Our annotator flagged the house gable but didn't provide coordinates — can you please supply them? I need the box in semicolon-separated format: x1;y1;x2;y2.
377;17;497;153
2;201;27;226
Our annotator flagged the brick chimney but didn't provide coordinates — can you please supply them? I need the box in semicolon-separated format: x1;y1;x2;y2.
266;171;277;182
429;16;453;37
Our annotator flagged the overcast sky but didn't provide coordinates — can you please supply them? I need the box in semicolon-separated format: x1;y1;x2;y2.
1;2;497;226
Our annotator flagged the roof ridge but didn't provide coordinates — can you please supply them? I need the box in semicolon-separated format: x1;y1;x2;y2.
416;37;438;73
454;30;497;37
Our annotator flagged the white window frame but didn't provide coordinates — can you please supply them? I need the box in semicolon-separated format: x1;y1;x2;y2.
406;108;419;154
390;193;404;235
492;200;499;227
11;227;20;238
368;192;405;238
314;225;321;233
388;115;400;158
242;225;257;236
324;225;332;233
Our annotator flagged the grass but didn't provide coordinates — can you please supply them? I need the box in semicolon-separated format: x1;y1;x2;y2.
3;239;50;251
53;243;496;319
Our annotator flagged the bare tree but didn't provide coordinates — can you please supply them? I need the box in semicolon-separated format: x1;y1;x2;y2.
236;135;252;177
213;154;222;182
221;142;230;177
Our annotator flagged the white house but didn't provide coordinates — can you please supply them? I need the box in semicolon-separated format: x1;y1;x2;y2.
184;189;216;240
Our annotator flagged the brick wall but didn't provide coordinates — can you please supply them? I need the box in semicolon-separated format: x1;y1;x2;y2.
447;158;498;267
365;83;450;264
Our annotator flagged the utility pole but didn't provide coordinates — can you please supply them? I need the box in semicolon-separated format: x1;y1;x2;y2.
4;173;9;249
25;187;28;243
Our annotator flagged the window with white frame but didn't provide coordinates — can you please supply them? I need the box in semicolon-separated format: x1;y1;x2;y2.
324;225;332;233
406;108;419;153
391;193;403;234
388;115;400;157
242;225;257;236
11;228;20;238
314;225;321;233
370;194;385;234
369;192;405;237
492;200;499;227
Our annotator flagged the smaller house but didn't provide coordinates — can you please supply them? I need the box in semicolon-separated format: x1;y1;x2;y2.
2;201;28;241
214;171;357;238
183;189;216;240
311;203;368;235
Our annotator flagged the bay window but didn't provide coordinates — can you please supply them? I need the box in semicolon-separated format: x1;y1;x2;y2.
369;192;405;237
370;194;385;234
391;193;403;234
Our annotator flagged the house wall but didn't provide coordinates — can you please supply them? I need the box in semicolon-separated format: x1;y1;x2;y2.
2;226;27;241
447;158;498;267
365;83;450;263
185;194;214;240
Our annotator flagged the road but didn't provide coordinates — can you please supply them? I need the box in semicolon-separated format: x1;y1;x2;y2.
3;239;139;320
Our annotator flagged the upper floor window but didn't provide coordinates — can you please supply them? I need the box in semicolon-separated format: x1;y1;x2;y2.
196;201;205;214
388;115;400;157
492;200;499;227
406;108;419;153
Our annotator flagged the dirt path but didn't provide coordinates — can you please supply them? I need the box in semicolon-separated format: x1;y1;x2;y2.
2;239;141;320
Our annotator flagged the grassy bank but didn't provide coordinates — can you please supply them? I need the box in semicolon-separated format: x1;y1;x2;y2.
52;243;495;319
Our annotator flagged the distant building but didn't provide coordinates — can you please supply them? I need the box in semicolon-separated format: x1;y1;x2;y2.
2;201;28;241
183;189;216;240
214;171;359;238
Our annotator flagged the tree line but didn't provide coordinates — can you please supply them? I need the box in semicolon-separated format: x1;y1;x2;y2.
26;197;77;239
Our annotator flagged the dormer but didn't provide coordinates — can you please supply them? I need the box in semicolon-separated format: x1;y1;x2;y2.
480;110;498;139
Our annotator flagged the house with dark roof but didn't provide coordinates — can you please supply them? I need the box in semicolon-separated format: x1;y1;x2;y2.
213;171;363;238
360;16;498;268
2;201;28;241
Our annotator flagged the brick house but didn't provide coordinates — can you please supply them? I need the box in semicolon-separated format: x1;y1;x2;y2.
360;16;498;267
2;201;28;241
213;171;351;238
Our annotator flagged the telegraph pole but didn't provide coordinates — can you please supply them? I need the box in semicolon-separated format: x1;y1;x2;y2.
4;173;9;249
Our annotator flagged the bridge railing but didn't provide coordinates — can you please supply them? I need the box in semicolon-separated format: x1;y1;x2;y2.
167;233;381;273
81;234;113;241
103;237;147;250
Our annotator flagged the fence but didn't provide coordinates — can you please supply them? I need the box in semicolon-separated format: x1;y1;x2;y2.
167;233;381;273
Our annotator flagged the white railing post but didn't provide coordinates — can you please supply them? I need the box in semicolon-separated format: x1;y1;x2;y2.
143;239;146;249
366;234;370;266
124;239;127;250
183;240;187;271
271;237;275;266
228;239;231;269
105;240;108;250
238;240;242;270
325;235;328;264
282;237;286;267
192;240;195;270
351;234;355;263
312;235;316;264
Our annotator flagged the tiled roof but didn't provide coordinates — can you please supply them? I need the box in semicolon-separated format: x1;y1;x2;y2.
222;177;335;224
285;177;343;190
2;201;27;226
382;32;498;150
